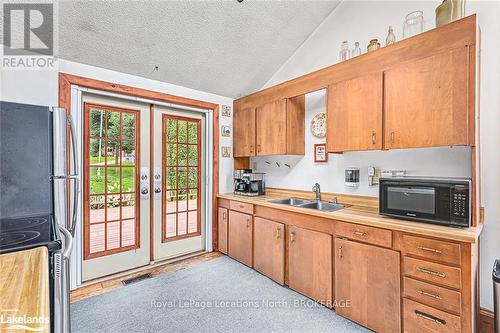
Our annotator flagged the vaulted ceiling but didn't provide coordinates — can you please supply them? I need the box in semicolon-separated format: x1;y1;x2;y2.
58;1;340;98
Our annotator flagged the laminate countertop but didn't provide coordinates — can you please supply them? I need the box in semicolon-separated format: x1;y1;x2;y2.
0;247;50;333
217;193;483;244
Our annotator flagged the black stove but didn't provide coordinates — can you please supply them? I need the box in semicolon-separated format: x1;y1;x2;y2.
0;214;61;254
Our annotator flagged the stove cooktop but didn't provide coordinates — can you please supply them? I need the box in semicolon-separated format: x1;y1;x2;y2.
0;215;62;254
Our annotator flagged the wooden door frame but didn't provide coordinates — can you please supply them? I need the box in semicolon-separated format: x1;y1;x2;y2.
59;72;221;262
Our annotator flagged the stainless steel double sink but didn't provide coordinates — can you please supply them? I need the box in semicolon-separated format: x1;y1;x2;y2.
268;198;345;212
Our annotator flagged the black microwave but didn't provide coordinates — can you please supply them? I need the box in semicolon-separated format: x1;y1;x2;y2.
379;177;470;227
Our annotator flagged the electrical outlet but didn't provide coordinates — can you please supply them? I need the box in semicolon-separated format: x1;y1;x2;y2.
368;166;381;186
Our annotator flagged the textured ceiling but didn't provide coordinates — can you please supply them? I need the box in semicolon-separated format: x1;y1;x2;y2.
58;1;340;98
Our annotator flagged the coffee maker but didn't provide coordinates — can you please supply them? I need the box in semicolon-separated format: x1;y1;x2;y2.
234;169;266;196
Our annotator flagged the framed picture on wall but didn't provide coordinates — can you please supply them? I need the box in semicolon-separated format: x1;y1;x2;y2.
221;125;231;137
314;143;328;163
221;146;231;158
221;105;231;117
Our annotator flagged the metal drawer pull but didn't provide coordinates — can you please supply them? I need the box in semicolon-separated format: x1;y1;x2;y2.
290;232;295;243
417;246;442;254
371;131;376;144
222;211;226;219
275;228;281;239
418;290;442;300
353;231;367;237
415;310;446;325
246;219;250;228
338;246;343;258
416;266;446;278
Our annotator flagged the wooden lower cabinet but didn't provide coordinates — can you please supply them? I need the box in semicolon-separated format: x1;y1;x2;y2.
228;210;253;267
288;226;333;307
253;217;285;284
217;207;228;254
335;238;401;332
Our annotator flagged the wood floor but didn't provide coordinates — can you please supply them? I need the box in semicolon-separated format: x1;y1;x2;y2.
71;251;223;303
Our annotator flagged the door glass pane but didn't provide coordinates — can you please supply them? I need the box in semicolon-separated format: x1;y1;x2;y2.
106;111;121;138
162;115;201;241
84;104;140;259
90;109;106;137
90;167;105;195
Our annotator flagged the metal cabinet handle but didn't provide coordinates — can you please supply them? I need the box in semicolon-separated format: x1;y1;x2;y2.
222;211;226;220
353;231;367;237
417;290;442;300
415;310;446;325
246;219;250;228
290;231;295;243
338;246;343;258
257;144;262;153
417;246;442;254
250;145;254;154
371;131;376;145
390;130;395;144
275;228;281;239
416;266;446;278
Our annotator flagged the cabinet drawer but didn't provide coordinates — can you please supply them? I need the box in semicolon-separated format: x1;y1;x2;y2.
403;298;461;333
403;277;461;314
230;201;254;215
403;257;461;289
402;235;461;266
335;221;392;248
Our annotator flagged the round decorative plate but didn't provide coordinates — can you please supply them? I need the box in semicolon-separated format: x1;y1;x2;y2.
310;113;326;138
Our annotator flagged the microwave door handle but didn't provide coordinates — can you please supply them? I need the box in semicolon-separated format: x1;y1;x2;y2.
68;115;80;236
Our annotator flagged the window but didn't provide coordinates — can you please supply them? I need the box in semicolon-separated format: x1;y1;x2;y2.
84;103;140;259
162;115;201;241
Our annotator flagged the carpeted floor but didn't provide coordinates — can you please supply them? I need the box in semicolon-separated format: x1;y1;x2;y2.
71;256;370;333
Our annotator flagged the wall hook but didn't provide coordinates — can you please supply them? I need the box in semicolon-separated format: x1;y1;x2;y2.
265;161;271;165
276;162;281;167
284;164;291;168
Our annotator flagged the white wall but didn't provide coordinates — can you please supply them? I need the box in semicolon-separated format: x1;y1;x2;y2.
260;0;500;311
0;59;235;193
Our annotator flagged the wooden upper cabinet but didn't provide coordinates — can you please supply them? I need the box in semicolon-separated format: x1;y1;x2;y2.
327;73;383;152
384;47;469;149
256;99;287;155
335;238;401;332
233;106;255;157
286;95;305;155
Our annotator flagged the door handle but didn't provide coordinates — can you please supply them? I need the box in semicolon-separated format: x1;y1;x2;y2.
222;211;226;220
154;187;162;194
257;144;262;153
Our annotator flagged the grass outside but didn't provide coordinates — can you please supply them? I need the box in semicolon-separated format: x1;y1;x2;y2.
90;166;135;195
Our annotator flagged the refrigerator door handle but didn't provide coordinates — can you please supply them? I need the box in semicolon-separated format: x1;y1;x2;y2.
59;225;74;259
68;115;81;236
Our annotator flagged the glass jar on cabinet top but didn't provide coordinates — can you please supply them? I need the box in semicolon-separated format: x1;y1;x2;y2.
339;41;350;61
367;39;381;52
403;10;424;38
351;42;362;57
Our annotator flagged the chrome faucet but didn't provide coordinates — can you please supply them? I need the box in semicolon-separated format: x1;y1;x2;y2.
312;183;321;201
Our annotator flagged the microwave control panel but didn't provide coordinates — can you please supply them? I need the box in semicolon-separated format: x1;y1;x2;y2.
451;186;469;219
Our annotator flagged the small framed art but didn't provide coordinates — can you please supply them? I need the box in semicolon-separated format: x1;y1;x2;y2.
314;143;328;163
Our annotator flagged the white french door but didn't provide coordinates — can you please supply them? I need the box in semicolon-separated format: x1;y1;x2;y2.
152;105;206;261
81;94;150;281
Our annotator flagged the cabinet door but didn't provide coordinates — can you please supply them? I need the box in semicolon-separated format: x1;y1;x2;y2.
228;210;253;267
327;73;383;152
288;226;332;306
384;48;468;149
256;99;287;155
217;207;228;254
335;238;401;332
253;217;285;284
233;106;255;157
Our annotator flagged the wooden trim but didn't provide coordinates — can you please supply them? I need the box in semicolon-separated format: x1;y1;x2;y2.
149;104;155;261
234;15;477;110
83;102;141;260
161;114;202;242
479;308;495;333
59;73;218;110
234;157;250;169
212;106;220;251
59;72;221;261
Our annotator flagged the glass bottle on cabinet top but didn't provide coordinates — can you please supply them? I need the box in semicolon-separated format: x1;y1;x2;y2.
403;10;424;38
351;42;362;57
339;41;350;62
386;26;396;46
367;39;381;52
